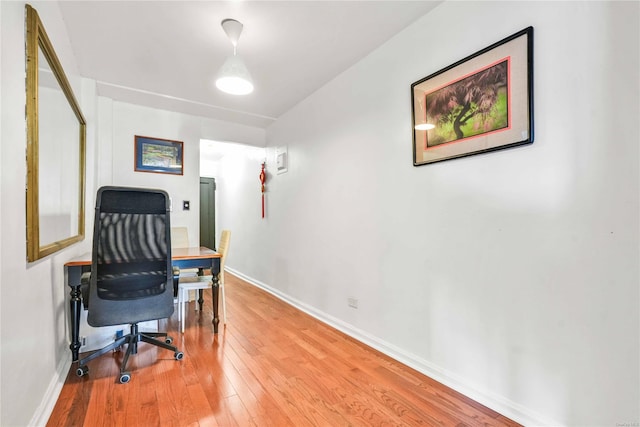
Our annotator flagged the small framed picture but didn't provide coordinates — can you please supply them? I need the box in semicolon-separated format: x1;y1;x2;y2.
412;27;533;166
134;135;183;175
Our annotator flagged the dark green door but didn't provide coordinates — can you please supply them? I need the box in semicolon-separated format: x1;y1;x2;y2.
199;177;216;250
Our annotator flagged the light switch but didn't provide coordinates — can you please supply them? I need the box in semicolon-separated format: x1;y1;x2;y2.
182;200;190;211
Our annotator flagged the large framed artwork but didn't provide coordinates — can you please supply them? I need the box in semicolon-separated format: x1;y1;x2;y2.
412;27;533;166
134;135;184;175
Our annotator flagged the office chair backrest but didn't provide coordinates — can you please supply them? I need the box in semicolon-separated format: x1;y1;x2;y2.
88;186;174;327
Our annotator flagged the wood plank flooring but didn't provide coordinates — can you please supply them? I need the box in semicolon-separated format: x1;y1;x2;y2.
47;273;522;427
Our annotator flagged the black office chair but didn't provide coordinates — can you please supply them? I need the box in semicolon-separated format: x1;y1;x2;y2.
76;186;183;383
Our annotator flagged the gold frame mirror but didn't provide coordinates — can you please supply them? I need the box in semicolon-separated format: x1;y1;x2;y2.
26;5;86;262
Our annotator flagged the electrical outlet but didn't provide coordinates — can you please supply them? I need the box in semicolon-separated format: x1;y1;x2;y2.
348;297;358;309
81;336;87;346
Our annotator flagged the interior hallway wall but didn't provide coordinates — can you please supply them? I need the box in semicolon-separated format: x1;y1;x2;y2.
222;1;639;425
101;102;266;247
0;2;97;425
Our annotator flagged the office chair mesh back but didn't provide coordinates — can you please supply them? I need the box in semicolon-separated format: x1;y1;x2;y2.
88;187;174;327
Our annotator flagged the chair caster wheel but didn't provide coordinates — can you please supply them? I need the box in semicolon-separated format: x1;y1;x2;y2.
175;351;184;360
165;337;173;345
76;365;88;377
119;372;131;384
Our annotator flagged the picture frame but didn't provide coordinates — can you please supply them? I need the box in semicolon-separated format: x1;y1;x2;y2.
412;27;533;166
134;135;184;175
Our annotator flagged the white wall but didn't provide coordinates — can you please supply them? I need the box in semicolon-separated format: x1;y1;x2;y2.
201;119;266;149
107;102;202;244
223;1;639;425
0;2;96;426
101;102;266;246
204;142;267;265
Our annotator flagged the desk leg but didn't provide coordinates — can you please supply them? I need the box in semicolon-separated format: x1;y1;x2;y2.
67;267;82;362
212;272;220;333
197;269;205;311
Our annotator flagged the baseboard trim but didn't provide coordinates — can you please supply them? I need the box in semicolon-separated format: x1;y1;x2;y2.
30;351;72;426
226;267;561;427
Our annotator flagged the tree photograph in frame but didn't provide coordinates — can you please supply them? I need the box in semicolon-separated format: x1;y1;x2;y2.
412;27;533;166
135;135;184;175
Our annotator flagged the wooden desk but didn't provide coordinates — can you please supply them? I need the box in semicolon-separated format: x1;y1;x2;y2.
65;247;221;361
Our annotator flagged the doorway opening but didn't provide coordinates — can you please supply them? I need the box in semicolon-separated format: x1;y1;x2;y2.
200;139;266;248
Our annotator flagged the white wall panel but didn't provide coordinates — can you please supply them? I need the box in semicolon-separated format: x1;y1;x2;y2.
224;1;639;425
0;2;95;425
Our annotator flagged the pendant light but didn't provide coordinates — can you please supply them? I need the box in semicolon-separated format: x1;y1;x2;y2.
216;19;254;95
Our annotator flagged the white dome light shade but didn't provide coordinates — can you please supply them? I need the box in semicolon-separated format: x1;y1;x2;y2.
215;55;254;95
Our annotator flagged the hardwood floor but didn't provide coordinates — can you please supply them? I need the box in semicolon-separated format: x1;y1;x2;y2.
47;273;522;427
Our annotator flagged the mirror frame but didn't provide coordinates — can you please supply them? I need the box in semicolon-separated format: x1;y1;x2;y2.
25;5;86;262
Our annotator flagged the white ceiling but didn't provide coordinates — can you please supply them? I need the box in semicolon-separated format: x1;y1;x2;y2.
58;1;441;129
